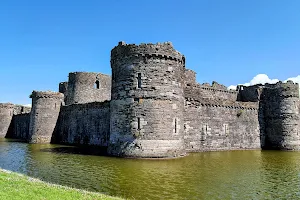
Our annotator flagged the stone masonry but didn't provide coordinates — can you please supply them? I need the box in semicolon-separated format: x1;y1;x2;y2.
1;41;300;158
28;91;64;143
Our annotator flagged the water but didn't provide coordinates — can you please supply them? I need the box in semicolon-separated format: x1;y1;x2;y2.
1;138;300;200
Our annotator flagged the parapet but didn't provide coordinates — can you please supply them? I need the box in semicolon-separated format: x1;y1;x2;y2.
0;103;14;109
111;41;185;64
238;81;299;102
30;91;64;100
13;105;31;115
264;81;299;98
184;69;197;86
68;72;111;83
185;97;258;110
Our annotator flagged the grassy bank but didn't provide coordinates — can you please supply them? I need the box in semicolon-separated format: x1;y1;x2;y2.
0;169;123;200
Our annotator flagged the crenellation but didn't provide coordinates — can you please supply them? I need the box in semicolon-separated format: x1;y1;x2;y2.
1;40;300;158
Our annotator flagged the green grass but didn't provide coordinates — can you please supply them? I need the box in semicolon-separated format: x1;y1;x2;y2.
0;169;123;200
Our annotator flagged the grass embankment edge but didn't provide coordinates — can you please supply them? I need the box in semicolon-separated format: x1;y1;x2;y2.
0;168;124;200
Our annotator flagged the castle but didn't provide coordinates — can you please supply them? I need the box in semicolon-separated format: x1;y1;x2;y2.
1;41;299;158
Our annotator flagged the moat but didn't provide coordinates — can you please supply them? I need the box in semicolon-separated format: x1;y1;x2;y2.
1;138;300;200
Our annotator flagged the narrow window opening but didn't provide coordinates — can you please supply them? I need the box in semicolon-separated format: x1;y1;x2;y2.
137;73;142;88
175;118;177;133
94;80;100;89
138;117;141;130
224;125;227;134
21;107;24;113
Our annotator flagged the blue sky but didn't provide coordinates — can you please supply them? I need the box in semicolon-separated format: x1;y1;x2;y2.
0;0;299;105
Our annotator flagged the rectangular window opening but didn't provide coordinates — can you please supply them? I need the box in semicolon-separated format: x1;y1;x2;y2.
137;73;142;88
138;117;141;130
175;119;177;133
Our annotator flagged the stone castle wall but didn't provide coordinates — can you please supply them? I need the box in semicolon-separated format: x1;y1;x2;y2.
6;113;31;140
184;98;260;152
2;41;300;159
28;91;64;143
65;72;111;105
109;42;186;158
52;101;110;147
185;84;238;101
5;105;31;140
0;103;14;138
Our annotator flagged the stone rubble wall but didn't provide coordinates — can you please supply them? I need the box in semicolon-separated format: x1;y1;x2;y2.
184;98;260;151
28;91;64;143
52;101;110;147
66;72;111;105
184;84;238;101
6;113;30;140
184;69;197;86
0;103;14;138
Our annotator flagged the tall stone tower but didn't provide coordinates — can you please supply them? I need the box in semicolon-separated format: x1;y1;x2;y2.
65;72;111;105
0;103;14;138
108;41;186;158
262;81;300;150
28;91;64;143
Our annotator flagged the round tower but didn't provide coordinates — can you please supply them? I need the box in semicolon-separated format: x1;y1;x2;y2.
0;103;14;138
108;41;186;158
66;72;111;105
278;82;300;150
28;91;64;143
263;81;300;150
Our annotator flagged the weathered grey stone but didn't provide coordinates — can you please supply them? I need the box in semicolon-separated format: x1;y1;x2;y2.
2;41;300;158
28;91;64;143
52;101;110;147
66;72;111;105
108;42;186;158
0;103;14;138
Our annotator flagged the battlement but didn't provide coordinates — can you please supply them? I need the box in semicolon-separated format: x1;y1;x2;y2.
30;91;64;99
186;97;258;110
184;83;238;102
13;105;31;115
68;72;111;83
238;81;299;102
111;41;185;64
0;103;14;109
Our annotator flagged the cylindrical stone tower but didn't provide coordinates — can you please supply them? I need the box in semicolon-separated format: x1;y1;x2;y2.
28;91;64;143
0;103;14;138
108;41;186;158
66;72;111;105
263;82;300;150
